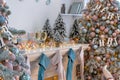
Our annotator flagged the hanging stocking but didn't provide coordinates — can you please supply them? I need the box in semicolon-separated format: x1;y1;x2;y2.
66;48;76;80
38;53;50;80
79;47;84;80
51;50;66;80
103;65;114;80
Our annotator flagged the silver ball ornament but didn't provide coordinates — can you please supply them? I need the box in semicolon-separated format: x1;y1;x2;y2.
93;45;98;49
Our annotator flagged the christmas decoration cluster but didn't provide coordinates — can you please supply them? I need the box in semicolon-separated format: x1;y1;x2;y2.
0;0;31;80
42;14;66;47
76;0;120;79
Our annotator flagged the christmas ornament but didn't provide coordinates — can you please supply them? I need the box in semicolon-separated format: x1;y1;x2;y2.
82;28;87;34
108;30;113;35
90;32;95;37
0;15;5;26
95;28;100;33
112;33;117;37
87;23;91;27
92;15;98;21
118;25;120;29
20;72;31;80
107;3;111;7
104;28;109;33
110;21;114;25
2;60;13;70
106;20;110;24
0;0;6;7
92;44;98;49
9;53;16;61
102;16;106;20
100;26;105;31
0;77;3;80
13;65;22;71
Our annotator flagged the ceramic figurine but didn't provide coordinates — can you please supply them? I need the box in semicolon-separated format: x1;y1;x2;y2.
61;4;65;14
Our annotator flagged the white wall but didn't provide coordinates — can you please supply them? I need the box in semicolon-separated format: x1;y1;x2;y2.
6;0;74;36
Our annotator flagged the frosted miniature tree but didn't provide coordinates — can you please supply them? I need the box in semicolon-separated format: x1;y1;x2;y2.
43;19;53;39
53;14;66;43
69;19;80;42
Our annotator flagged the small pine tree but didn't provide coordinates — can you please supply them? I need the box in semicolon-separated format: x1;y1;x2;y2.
53;14;66;43
53;30;63;42
69;19;80;41
42;19;53;39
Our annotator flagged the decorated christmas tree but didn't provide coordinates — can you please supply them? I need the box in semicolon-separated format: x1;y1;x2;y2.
0;0;31;80
53;14;66;44
42;19;53;41
69;19;80;43
78;0;120;79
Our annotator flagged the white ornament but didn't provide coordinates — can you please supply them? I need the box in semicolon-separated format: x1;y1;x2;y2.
107;12;114;20
107;38;113;47
117;13;120;21
93;4;102;11
113;37;118;46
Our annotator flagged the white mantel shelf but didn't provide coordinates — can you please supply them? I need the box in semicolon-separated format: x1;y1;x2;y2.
60;13;82;17
24;44;89;62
